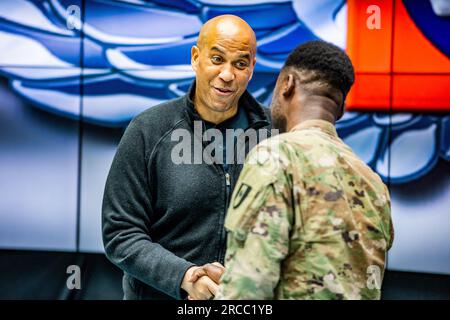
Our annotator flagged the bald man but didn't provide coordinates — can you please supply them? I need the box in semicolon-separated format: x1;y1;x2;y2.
102;15;271;300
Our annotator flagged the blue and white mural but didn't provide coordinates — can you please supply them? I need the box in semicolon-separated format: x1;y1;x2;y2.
0;0;449;275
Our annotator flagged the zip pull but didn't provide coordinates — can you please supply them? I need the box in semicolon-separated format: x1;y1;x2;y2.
225;173;231;186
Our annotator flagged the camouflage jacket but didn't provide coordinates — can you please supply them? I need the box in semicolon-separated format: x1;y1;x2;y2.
216;119;394;300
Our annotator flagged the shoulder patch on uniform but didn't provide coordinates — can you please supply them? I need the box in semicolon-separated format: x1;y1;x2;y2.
232;183;252;209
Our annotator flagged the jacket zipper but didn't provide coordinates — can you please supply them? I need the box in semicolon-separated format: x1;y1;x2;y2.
218;172;231;263
225;172;231;187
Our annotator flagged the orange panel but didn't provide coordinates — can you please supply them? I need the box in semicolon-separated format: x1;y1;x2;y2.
346;74;391;111
393;0;450;73
393;75;450;111
347;0;393;73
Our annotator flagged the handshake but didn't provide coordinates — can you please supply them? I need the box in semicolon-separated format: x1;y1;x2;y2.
181;262;225;300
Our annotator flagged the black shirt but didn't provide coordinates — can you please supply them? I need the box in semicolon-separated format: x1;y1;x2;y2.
204;106;249;172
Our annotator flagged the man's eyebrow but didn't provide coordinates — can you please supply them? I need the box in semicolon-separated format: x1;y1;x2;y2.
238;53;251;61
210;46;226;55
210;46;251;61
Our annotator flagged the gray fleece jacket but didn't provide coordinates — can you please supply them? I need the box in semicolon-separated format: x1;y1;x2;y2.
102;82;271;299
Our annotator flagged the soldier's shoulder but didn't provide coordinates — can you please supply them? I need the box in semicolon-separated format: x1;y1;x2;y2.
245;134;296;175
253;132;296;155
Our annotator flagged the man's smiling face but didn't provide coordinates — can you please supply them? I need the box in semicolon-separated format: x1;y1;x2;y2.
191;15;256;116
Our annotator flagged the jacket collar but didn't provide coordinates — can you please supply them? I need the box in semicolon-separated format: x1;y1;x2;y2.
183;80;270;129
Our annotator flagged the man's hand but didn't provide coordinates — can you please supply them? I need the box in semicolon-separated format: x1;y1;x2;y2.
189;262;225;284
181;266;219;300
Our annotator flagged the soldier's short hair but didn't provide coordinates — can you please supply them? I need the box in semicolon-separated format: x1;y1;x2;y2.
283;40;355;102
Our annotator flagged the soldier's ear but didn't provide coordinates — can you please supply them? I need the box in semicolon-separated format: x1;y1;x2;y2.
336;101;345;121
335;91;346;121
282;73;295;99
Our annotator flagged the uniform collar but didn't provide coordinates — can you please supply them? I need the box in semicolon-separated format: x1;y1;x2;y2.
289;119;338;137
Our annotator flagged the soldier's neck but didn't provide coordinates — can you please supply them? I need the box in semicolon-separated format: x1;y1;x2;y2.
286;102;336;132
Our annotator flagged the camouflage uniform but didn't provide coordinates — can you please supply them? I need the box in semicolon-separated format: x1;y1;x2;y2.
215;119;394;300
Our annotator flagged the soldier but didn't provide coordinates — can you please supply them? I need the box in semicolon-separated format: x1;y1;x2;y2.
214;40;394;299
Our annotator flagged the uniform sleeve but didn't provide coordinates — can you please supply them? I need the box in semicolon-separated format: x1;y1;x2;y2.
384;186;394;251
216;143;292;300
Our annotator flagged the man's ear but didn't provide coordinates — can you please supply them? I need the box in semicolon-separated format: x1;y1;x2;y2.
248;57;257;81
191;45;199;72
335;91;345;121
282;73;295;98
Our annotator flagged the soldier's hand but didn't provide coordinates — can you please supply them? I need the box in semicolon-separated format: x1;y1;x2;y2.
189;262;225;284
181;266;220;300
187;275;218;300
